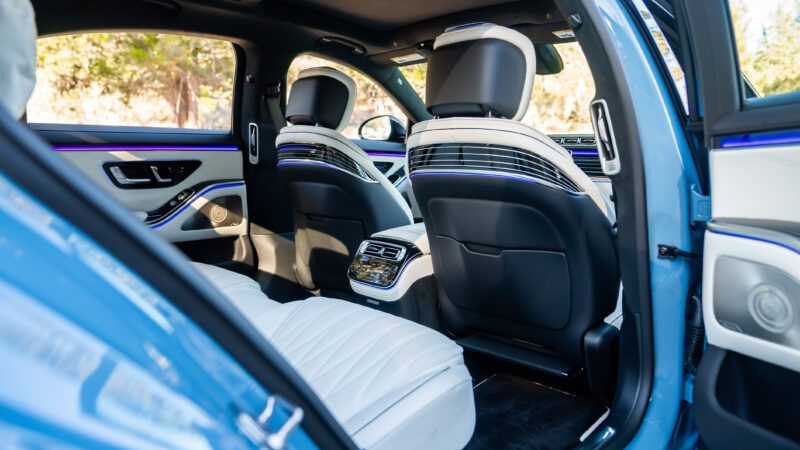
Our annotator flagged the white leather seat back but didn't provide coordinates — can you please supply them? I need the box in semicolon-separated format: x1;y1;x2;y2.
407;117;610;217
0;0;37;119
276;125;412;220
408;23;608;217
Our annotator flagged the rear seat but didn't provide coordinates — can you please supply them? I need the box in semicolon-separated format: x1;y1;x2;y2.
193;263;476;450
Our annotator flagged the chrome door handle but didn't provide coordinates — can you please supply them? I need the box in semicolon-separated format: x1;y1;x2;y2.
109;165;150;185
150;165;173;183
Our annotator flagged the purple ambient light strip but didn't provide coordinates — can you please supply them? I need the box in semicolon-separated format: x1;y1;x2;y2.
365;151;406;158
149;181;245;229
720;130;800;149
52;145;239;152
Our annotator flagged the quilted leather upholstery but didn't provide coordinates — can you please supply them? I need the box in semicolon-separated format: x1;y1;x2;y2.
193;263;476;449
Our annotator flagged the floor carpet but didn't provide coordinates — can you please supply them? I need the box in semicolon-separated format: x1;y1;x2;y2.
465;373;607;450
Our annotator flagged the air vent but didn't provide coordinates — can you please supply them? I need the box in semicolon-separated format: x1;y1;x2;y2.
563;137;581;145
582;137;596;145
382;247;401;259
551;137;565;144
572;154;606;178
359;241;406;261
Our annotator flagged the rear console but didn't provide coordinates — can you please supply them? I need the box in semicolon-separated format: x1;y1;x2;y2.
347;224;438;327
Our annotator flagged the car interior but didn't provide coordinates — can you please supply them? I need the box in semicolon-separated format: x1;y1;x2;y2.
4;0;672;448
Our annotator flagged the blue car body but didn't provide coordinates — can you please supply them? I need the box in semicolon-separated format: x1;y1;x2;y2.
0;175;317;449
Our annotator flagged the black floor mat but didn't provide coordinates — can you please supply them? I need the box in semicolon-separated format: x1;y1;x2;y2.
465;374;607;450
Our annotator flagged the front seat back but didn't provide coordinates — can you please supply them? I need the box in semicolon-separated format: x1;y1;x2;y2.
277;68;413;294
406;24;619;368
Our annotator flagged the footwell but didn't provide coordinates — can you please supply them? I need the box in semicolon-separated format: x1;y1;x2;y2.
465;373;607;450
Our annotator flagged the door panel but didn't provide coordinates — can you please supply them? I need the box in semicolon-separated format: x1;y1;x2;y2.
703;221;800;373
32;125;251;270
710;143;800;223
681;0;800;446
55;146;248;243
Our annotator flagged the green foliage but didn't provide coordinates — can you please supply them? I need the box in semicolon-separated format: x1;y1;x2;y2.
731;0;800;96
31;33;234;129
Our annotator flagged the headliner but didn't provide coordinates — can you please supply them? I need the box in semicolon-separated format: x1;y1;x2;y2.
282;0;520;31
31;0;570;65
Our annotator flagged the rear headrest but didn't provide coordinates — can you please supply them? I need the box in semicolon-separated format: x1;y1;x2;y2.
0;0;37;119
285;67;356;132
426;23;535;121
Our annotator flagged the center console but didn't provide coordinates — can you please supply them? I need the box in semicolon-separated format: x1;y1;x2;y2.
348;223;437;325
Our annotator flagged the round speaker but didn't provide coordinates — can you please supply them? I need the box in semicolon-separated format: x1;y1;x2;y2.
209;204;229;225
747;283;794;334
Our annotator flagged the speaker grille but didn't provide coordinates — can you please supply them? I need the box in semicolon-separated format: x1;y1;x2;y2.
408;143;582;193
278;143;375;182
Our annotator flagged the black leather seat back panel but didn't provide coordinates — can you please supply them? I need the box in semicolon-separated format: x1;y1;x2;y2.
280;164;411;293
412;172;619;364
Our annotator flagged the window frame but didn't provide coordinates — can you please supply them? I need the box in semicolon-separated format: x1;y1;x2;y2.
26;32;243;135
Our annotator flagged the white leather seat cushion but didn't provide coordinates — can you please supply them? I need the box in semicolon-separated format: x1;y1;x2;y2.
193;263;475;449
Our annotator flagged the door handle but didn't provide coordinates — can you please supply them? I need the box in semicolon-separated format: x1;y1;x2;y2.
109;165;151;185
150;165;173;183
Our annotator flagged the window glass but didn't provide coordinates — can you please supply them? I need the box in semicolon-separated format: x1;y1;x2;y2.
729;0;800;97
399;63;427;102
27;33;235;130
389;44;596;134
522;43;596;134
287;55;408;139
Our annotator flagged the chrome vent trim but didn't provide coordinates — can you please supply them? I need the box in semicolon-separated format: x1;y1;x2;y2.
358;240;407;261
408;143;583;194
277;144;376;182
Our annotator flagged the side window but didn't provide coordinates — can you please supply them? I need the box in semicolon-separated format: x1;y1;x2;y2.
27;33;235;130
287;55;408;139
523;43;596;134
729;0;800;98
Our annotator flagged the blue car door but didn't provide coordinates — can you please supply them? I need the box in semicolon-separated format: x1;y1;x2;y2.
0;171;319;449
678;0;800;448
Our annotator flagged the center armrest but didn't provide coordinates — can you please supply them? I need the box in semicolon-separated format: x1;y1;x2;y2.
348;222;433;302
372;222;430;255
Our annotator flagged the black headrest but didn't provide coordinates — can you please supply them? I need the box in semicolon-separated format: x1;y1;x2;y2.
425;23;535;121
285;67;356;131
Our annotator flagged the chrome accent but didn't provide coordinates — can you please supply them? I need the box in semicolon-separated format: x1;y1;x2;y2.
150;165;172;183
109;165;150;185
358;240;407;261
407;143;582;193
237;396;305;450
278;143;376;182
248;122;260;165
590;99;621;175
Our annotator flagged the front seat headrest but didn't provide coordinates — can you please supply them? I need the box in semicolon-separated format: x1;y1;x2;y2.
285;67;356;132
426;23;535;121
0;0;37;119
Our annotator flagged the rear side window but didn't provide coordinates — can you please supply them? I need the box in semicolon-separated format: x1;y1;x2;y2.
27;33;235;130
729;0;800;98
